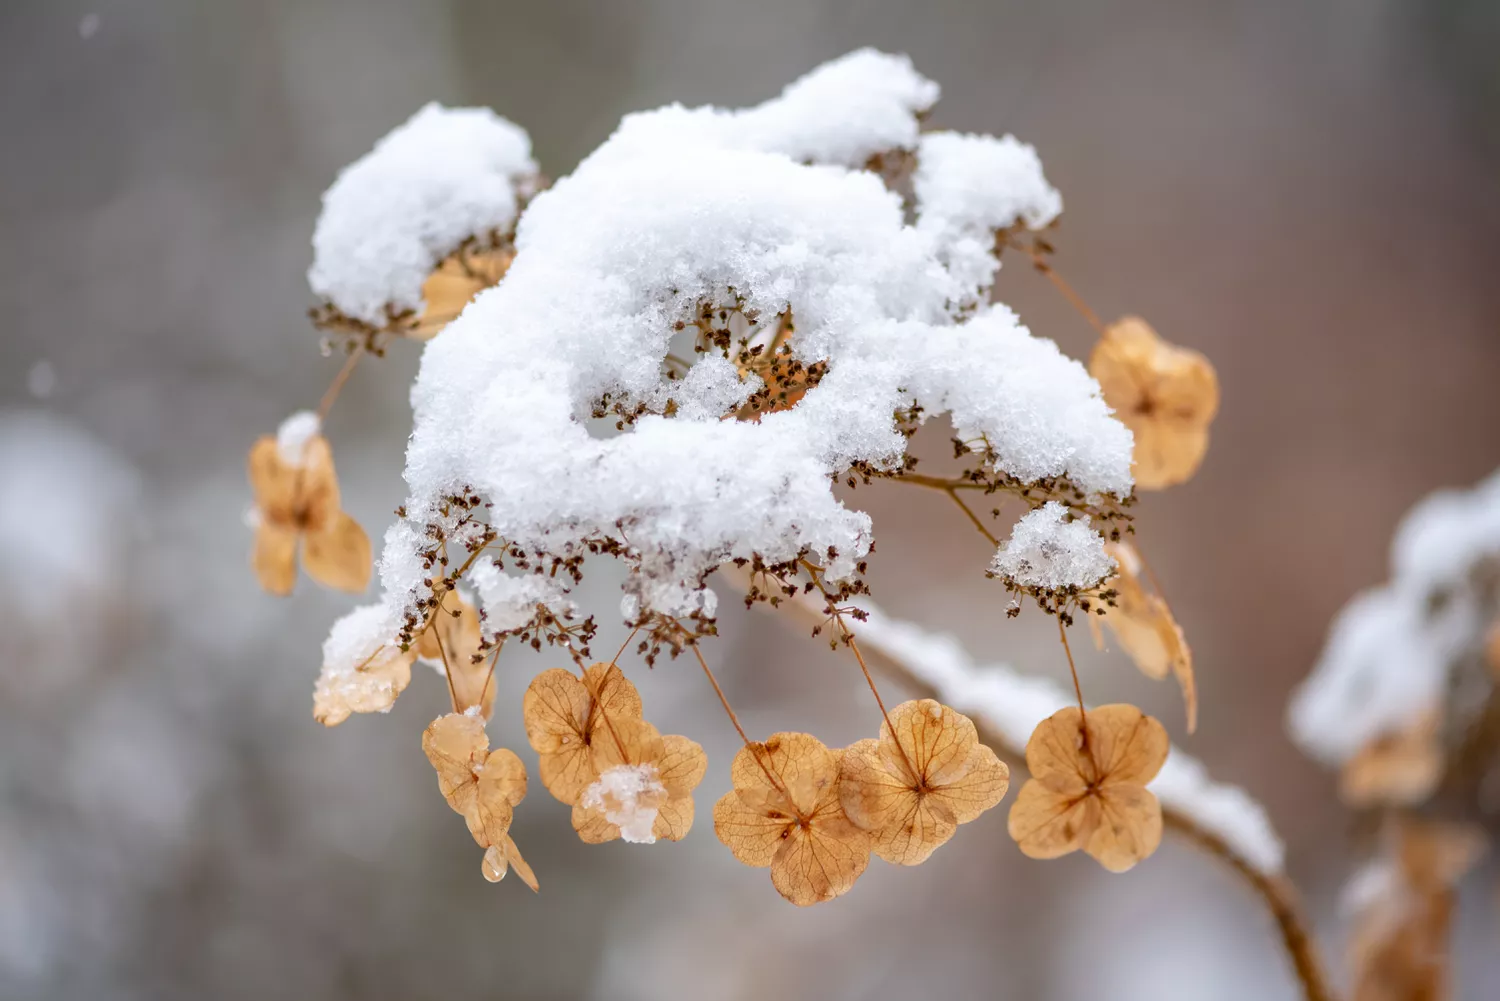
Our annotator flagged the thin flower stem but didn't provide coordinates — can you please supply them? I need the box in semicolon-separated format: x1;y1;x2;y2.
947;488;999;546
687;640;792;803
734;567;1336;1001
317;344;364;421
609;628;640;668
1058;616;1087;719
578;663;631;764
1005;238;1105;335
429;597;463;714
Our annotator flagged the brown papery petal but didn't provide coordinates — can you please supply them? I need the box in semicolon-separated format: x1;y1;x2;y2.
1008;780;1096;860
302;511;371;594
838;737;912;835
421;712;488;817
538;744;595;806
247;437;298;525
651;793;695;842
296;436;342;530
313;646;413;727
411;248;513;340
1084;783;1163;872
655;733;708;799
869;793;955;866
738;732;840;819
588;717;664;773
1132;421;1210;491
580;662;643;724
1083;704;1169;787
931;744;1010;825
251;523;298;596
522;669;590;753
769;817;870;906
502;835;539;892
1022;708;1092;795
881;699;977;787
713;789;788;867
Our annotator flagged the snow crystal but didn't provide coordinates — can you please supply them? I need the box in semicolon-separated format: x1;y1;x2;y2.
1290;468;1500;766
468;561;573;634
581;764;667;844
367;51;1130;626
308;103;536;325
989;502;1116;591
851;598;1286;874
274;410;321;465
915;131;1062;299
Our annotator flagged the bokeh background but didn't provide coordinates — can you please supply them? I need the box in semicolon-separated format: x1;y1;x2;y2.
2;1;1499;998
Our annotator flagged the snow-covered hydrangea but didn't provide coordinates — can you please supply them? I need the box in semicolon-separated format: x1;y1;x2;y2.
1289;469;1500;767
274;410;321;466
308;102;538;325
989;502;1116;593
314;49;1132;655
580;764;668;844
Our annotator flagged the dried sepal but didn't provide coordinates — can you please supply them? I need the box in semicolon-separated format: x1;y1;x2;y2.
1339;708;1443;808
521;663;643;804
1348;818;1486;1001
421;713;538;891
1099;540;1197;731
312;644;414;727
416;587;495;719
246;432;371;595
838;699;1009;864
410;246;514;340
713;732;871;906
571;717;706;844
1089;316;1219;490
1007;704;1168;872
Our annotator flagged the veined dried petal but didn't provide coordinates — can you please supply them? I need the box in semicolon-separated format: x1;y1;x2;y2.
1089;316;1219;490
1100;541;1197;732
522;663;642;804
1339;709;1443;808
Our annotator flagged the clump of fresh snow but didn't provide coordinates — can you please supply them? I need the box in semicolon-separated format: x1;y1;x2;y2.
327;51;1132;627
320;603;397;676
915;131;1062;300
851;598;1286;874
275;410;321;465
1289;469;1500;767
989;502;1116;591
468;561;573;634
581;764;667;844
308;103;536;325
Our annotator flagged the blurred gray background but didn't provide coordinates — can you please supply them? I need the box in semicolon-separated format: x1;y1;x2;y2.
2;1;1499;999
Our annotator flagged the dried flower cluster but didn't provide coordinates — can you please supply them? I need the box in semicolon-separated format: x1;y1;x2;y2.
245;50;1249;927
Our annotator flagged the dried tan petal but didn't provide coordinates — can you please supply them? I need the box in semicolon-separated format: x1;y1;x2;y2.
522;664;644;804
1021;707;1092;795
312;645;413;726
1080;704;1169;787
1486;622;1500;680
656;733;708;799
1089;316;1219;490
651;792;695;842
1008;780;1097;860
838;738;915;839
712;789;788;867
1399;818;1486;892
411;248;513;340
880;699;977;787
501;834;539;892
302;511;372;594
1101;542;1197;732
769;813;871;907
417;592;494;718
421;712;488;817
932;744;1010;825
251;523;298;596
1085;783;1163;873
247;436;297;526
588;717;665;773
1340;710;1444;808
467;748;526;847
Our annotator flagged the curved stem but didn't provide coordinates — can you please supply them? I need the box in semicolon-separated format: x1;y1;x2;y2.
317;344;364;420
735;568;1335;1001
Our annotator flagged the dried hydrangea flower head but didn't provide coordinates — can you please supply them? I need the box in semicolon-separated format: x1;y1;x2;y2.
714;732;871;906
1345;818;1486;1001
422;712;538;890
1008;704;1168;872
573;717;707;844
415;586;495;719
1092;540;1196;731
522;663;643;805
1338;708;1442;808
247;411;371;595
1089;316;1219;490
838;699;1009;864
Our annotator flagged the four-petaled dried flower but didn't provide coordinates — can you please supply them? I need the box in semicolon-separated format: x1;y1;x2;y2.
839;699;1009;864
1008;704;1168;872
573;717;706;844
1095;540;1197;731
247;413;371;595
422;712;538;890
713;732;871;906
522;663;642;804
417;586;496;719
1089;316;1219;490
